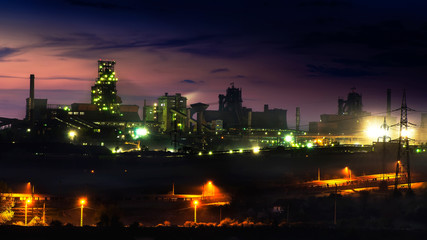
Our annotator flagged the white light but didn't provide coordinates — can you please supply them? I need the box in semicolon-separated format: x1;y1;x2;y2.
135;128;148;137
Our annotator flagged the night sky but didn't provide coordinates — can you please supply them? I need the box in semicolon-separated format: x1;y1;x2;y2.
1;0;427;128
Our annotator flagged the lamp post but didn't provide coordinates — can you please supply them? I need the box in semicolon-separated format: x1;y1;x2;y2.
25;198;32;226
79;198;86;227
193;200;199;223
208;181;214;196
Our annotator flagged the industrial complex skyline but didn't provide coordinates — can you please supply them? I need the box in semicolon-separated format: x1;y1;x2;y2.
1;0;427;127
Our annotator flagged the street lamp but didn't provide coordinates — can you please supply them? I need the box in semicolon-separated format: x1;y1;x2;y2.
344;167;352;180
25;198;32;226
79;198;86;227
207;181;214;196
193;200;199;223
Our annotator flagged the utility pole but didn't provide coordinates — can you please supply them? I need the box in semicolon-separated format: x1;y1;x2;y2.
42;202;46;224
394;90;414;194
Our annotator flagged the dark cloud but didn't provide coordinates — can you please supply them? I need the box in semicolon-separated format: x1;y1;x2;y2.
334;51;427;68
0;75;23;79
294;21;427;49
234;75;246;78
210;68;229;73
180;79;197;84
0;47;20;59
298;0;351;7
40;76;92;81
306;64;380;77
38;33;227;59
64;0;131;10
180;46;250;59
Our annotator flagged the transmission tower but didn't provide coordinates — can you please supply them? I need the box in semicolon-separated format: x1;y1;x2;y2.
394;89;415;194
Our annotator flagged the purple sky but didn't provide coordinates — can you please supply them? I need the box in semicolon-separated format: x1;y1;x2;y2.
1;0;427;129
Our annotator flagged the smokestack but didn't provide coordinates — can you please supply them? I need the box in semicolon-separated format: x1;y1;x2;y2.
248;111;252;131
143;99;147;124
264;104;269;112
387;89;391;120
30;74;35;99
26;74;35;121
296;107;300;131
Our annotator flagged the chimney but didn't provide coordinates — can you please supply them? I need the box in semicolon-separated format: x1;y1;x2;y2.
26;74;35;121
30;74;35;99
296;107;300;131
264;104;269;112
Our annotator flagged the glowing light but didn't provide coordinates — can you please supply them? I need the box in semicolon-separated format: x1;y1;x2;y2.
252;147;260;154
134;128;148;138
401;128;414;138
79;198;86;227
229;150;233;154
307;142;313;148
239;149;243;153
366;124;387;139
68;130;77;140
285;135;293;142
193;200;199;206
198;152;202;156
208;181;212;185
26;198;32;204
208;151;213;155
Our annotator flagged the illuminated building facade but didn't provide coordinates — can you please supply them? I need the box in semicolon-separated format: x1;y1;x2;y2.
157;93;188;132
91;60;122;115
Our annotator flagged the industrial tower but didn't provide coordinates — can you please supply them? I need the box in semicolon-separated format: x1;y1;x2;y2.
394;89;414;195
91;60;122;115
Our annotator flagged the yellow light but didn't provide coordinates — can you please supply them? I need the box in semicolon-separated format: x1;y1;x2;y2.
253;147;260;154
26;198;32;204
135;128;148;137
193;200;199;206
229;150;233;154
80;199;86;205
198;152;202;156
366;125;387;139
208;151;213;155
208;181;212;185
68;130;77;139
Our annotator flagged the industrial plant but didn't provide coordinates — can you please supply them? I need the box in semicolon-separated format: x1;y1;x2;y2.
1;60;427;153
1;59;427;231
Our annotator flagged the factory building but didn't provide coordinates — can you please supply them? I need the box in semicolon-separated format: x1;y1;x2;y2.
309;88;371;135
20;60;142;145
141;84;287;134
25;74;48;122
67;60;141;125
157;93;188;132
308;88;399;145
91;60;121;116
203;84;287;131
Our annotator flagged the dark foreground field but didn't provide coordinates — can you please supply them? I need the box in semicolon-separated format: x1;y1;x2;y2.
1;145;427;227
1;225;427;240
